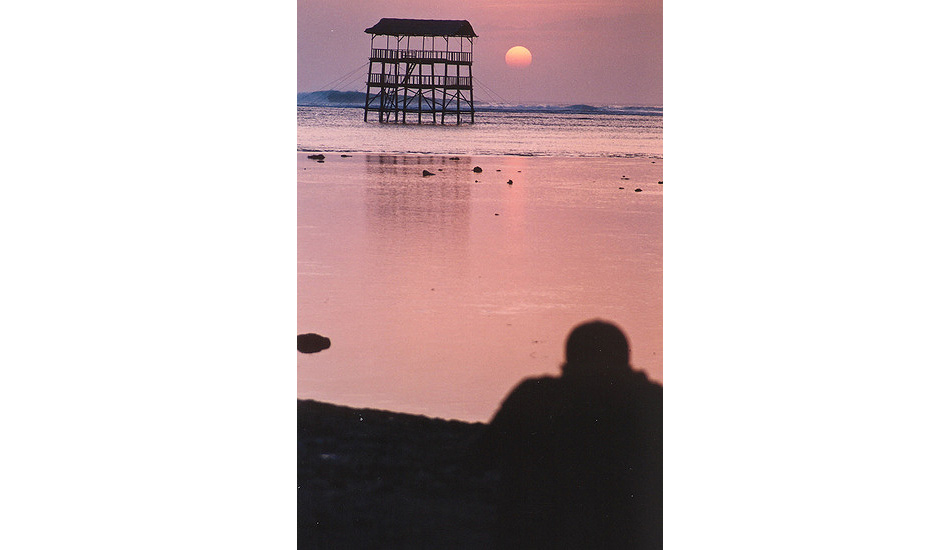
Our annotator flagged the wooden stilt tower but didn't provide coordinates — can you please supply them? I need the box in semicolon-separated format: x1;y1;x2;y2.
363;18;477;125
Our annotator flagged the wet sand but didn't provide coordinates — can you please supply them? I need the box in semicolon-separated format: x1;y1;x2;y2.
298;152;662;422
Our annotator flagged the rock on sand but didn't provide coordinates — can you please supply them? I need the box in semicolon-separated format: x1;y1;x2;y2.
298;333;331;353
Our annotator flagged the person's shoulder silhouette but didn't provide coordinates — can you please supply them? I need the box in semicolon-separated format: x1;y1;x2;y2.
478;320;662;549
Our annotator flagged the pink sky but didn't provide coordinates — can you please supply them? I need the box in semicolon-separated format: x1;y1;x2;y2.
298;0;662;105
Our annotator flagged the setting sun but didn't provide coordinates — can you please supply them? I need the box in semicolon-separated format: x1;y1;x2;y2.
505;46;532;68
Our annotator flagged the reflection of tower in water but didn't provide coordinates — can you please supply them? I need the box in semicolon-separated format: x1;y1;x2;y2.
362;154;472;276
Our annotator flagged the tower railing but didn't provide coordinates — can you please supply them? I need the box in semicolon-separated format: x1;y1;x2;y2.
367;73;472;89
369;48;472;64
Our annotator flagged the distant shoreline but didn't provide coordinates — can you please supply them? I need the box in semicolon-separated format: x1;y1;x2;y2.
297;100;664;116
298;101;663;159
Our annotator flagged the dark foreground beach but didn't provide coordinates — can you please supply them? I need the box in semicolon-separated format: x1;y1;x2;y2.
297;399;497;549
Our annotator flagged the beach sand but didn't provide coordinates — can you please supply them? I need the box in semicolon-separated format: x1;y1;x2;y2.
298;152;662;422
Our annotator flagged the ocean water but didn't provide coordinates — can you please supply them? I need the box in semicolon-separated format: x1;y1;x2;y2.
298;105;662;422
297;105;662;158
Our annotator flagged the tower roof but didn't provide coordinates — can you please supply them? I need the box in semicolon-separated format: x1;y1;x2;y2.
364;18;477;38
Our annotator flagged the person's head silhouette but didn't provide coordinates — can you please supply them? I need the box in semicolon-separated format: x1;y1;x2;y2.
561;320;631;381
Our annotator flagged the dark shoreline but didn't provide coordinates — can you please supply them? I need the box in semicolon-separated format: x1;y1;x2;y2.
297;399;498;548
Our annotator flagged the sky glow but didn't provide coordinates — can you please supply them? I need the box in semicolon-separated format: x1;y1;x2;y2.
298;0;662;105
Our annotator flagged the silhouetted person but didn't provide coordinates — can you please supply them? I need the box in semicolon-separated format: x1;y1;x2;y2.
477;320;662;549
